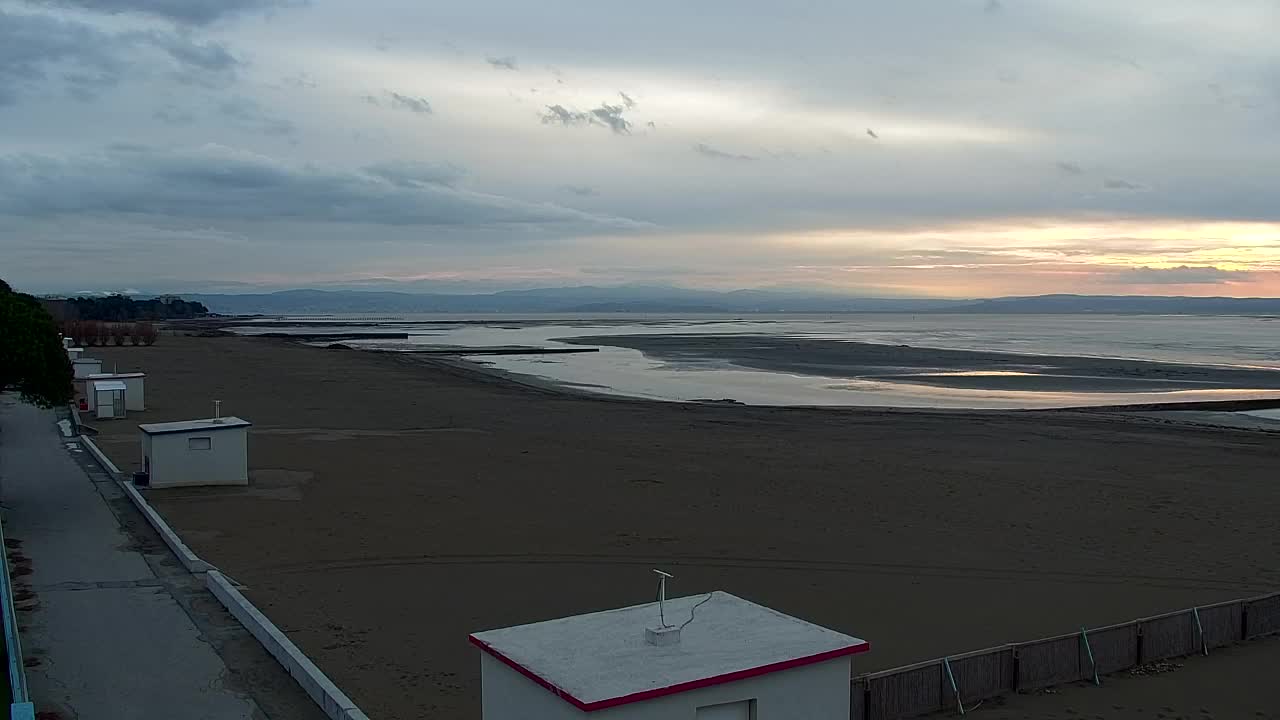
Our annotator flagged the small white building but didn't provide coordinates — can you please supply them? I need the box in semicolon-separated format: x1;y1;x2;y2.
85;373;146;412
72;357;102;379
92;380;128;420
470;591;869;720
67;347;84;362
62;337;74;349
138;417;251;488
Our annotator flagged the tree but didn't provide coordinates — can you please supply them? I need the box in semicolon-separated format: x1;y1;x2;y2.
137;322;158;346
0;279;74;408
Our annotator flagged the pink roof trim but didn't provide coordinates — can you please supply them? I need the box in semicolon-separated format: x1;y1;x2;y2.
469;634;869;712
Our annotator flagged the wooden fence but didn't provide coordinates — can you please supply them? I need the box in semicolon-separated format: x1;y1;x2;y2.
850;592;1280;720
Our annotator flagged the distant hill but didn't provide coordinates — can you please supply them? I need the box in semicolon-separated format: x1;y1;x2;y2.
942;294;1280;314
183;287;1280;316
562;302;733;313
187;287;967;315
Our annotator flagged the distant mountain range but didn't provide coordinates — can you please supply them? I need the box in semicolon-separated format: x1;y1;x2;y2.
182;287;1280;316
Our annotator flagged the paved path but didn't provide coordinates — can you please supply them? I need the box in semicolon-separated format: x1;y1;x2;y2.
0;398;324;720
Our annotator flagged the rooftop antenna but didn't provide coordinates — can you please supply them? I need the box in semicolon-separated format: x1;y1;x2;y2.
646;569;682;646
213;399;222;423
654;569;673;628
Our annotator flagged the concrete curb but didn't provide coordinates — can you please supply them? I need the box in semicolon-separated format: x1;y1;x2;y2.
77;434;214;574
78;433;121;478
206;571;370;720
120;480;214;574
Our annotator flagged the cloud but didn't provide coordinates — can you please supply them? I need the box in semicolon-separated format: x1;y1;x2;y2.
0;143;650;230
1106;265;1251;285
540;102;633;134
560;185;598;196
1055;161;1083;175
1103;178;1146;191
153;105;195;125
541;104;589;126
32;0;300;26
279;72;318;89
589;103;631;134
0;8;241;104
363;160;466;188
150;35;239;72
219;97;296;136
386;92;432;114
693;143;756;161
486;56;518;70
984;0;1003;14
618;91;636;109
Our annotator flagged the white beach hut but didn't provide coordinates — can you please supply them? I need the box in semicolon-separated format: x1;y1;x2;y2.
470;591;869;720
66;347;84;362
85;373;146;412
138;417;251;488
92;380;128;420
72;357;102;379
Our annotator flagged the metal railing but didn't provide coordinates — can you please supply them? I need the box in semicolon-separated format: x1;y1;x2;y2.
0;514;34;719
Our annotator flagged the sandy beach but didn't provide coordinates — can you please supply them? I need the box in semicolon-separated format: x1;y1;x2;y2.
87;335;1280;719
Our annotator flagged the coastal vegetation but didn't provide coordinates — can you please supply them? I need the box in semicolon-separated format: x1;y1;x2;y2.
0;279;73;408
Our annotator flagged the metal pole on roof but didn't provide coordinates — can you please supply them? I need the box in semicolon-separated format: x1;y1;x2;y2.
653;569;673;628
214;399;222;420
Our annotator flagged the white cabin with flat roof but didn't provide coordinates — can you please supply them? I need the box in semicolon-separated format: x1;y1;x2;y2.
139;417;251;488
86;373;146;412
470;591;868;720
72;357;101;379
92;380;127;420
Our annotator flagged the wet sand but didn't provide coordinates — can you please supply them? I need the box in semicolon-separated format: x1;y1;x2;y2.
88;336;1280;720
562;334;1280;393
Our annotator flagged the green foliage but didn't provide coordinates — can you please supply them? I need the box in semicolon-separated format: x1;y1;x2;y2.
0;280;74;408
64;294;208;321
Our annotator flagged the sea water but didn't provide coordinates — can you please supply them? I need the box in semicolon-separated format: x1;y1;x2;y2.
232;313;1280;409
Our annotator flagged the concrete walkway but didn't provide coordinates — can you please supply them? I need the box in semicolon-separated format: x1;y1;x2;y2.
0;398;324;720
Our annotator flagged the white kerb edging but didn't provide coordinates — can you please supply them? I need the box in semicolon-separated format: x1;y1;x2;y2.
77;435;214;574
78;434;121;477
206;571;371;720
120;480;214;574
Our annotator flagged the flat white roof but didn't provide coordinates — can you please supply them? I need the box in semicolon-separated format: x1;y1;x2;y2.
93;380;127;392
72;358;101;364
88;372;145;379
469;591;868;712
139;417;252;435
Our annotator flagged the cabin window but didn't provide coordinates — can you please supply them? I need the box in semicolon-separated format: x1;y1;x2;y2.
187;436;212;451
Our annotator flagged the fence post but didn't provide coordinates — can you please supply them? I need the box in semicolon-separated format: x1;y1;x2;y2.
1192;607;1208;656
943;657;964;716
1080;627;1100;686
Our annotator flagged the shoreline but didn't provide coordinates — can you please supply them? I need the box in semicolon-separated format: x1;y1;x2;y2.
559;333;1280;394
388;343;1280;418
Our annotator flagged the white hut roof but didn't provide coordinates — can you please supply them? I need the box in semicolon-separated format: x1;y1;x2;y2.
93;380;127;392
138;417;251;435
469;591;868;712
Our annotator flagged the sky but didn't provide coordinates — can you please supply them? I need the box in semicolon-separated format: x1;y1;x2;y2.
2;0;1280;298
